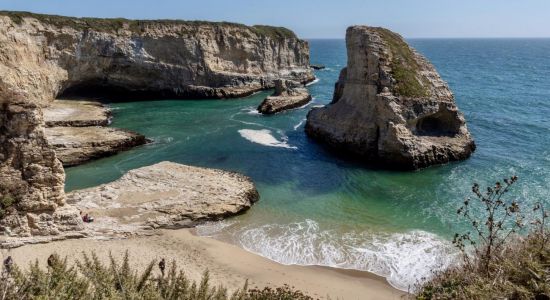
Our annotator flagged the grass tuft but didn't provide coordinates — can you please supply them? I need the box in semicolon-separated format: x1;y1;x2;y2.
372;27;429;98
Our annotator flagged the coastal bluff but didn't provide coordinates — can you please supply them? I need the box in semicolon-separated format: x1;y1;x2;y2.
0;11;307;241
306;26;475;170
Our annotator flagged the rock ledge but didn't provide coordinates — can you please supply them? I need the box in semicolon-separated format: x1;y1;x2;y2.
67;161;259;235
258;80;312;114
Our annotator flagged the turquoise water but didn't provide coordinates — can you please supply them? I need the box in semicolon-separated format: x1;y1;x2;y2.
65;39;550;290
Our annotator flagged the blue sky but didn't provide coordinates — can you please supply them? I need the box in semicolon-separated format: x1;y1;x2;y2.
1;0;549;38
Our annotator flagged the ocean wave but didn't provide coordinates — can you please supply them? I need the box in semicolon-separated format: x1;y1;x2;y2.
242;107;261;115
238;129;297;149
197;219;455;291
293;119;306;130
306;78;320;86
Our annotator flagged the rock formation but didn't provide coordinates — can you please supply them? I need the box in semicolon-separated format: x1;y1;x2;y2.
0;11;309;241
257;79;312;114
44;99;110;127
45;127;147;167
310;64;326;70
67;161;259;235
306;26;475;170
43;99;147;166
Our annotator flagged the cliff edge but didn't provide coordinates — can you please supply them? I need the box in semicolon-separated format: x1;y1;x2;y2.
305;26;475;170
0;11;311;240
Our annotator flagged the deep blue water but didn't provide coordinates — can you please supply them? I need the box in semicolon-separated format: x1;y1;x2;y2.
65;38;550;290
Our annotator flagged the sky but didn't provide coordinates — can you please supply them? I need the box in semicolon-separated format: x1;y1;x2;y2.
1;0;549;39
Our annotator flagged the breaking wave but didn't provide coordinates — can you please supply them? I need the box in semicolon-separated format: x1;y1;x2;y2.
306;78;320;86
197;219;456;291
238;129;297;149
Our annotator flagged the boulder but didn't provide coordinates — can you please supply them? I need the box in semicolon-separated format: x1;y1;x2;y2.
305;26;475;170
258;80;312;114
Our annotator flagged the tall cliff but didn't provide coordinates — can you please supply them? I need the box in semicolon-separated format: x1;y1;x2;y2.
0;11;312;240
306;26;475;170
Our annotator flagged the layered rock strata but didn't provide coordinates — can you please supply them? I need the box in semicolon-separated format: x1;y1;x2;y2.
1;11;308;240
257;79;312;114
306;26;475;170
45;127;147;167
44;99;111;127
67;161;259;235
43;99;147;166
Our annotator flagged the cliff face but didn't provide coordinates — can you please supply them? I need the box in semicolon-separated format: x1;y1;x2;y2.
306;26;475;170
0;11;312;240
0;12;313;99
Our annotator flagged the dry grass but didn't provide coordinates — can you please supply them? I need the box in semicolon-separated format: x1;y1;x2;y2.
0;251;314;300
416;177;550;299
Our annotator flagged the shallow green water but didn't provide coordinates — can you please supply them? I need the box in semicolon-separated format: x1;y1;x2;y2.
65;39;550;290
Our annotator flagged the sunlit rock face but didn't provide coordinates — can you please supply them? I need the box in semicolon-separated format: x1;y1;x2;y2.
306;26;475;170
0;11;311;240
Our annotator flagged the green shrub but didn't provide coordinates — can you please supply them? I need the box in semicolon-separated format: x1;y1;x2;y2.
0;252;314;300
373;27;429;98
0;194;15;219
416;176;550;299
0;11;298;40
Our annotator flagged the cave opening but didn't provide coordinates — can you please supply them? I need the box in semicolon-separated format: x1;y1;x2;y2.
415;110;460;137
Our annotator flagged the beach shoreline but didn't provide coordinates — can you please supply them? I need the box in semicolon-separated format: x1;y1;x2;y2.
3;228;405;300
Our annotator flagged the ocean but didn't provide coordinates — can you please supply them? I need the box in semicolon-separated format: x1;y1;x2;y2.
65;38;550;290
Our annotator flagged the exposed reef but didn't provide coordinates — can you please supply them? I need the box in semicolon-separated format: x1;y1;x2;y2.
257;79;312;114
66;161;259;235
43;99;147;167
45;126;147;167
44;99;110;127
0;11;306;240
305;26;475;170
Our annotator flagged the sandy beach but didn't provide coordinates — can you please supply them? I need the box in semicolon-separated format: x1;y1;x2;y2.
2;229;405;300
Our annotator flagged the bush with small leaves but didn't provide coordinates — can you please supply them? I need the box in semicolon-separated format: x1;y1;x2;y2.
416;176;550;300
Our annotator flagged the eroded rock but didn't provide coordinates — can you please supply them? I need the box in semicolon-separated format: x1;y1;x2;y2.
305;26;475;170
67;161;259;234
44;99;111;127
1;11;309;239
45;127;147;167
258;80;312;114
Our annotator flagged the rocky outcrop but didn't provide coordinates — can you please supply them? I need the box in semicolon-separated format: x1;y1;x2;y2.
257;79;312;114
0;11;313;100
45;127;147;167
43;99;147;167
310;64;326;70
1;11;308;240
306;26;475;170
44;99;110;127
67;161;259;234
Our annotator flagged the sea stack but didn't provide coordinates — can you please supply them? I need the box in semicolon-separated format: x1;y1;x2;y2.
257;79;312;114
305;26;475;170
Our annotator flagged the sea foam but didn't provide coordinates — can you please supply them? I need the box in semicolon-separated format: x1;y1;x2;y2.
238;129;297;149
197;219;456;291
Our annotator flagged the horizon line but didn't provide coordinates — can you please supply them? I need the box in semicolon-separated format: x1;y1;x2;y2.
305;36;550;40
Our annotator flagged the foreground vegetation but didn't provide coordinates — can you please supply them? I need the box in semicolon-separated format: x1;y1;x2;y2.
0;252;313;300
417;176;550;299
